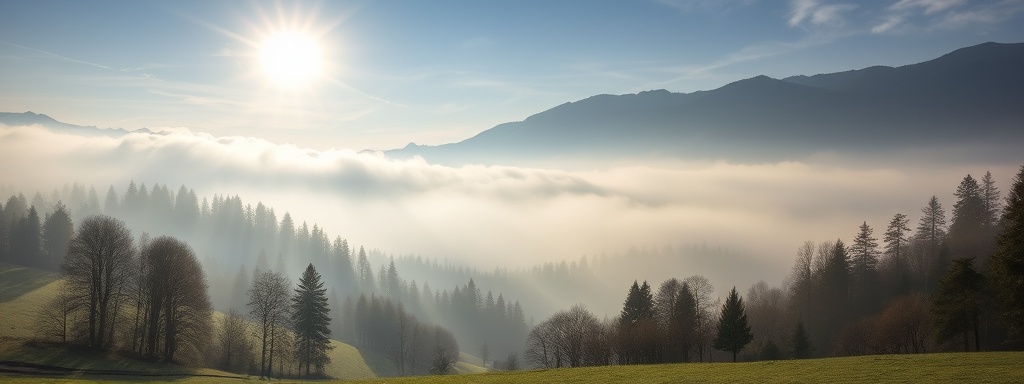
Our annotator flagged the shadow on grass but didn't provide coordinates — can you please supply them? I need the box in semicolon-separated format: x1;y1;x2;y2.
10;341;191;374
0;264;59;303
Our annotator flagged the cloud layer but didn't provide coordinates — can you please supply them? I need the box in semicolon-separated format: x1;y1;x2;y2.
1;124;1017;285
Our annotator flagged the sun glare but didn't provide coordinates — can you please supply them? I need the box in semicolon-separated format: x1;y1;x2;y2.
260;32;322;88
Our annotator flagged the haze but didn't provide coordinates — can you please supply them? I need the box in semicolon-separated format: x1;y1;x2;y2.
3;0;1024;318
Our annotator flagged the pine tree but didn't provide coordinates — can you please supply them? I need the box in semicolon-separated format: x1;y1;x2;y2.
932;258;985;352
790;320;812;359
669;282;698;362
949;175;990;262
290;264;333;377
849;221;880;288
990;164;1024;340
617;280;656;364
357;246;374;292
981;171;1002;228
713;287;753;362
12;206;42;268
884;214;911;265
42;202;74;271
916;196;948;250
619;280;654;326
884;213;912;291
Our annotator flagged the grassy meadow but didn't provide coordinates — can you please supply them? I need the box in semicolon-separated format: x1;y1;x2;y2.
3;263;1020;384
0;262;487;381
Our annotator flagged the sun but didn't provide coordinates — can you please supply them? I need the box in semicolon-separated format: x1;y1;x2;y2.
259;32;322;88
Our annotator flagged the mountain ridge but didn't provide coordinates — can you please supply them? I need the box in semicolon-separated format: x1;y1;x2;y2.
0;111;152;137
388;41;1024;165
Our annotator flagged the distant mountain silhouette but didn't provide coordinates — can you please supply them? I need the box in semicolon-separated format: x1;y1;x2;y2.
0;111;151;137
389;41;1024;165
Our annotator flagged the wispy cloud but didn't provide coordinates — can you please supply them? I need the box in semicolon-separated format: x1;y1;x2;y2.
890;0;965;15
1;40;112;71
650;29;848;88
872;0;1024;34
788;0;858;28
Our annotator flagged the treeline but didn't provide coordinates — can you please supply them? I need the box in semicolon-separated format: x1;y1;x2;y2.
338;293;460;375
0;181;526;367
334;275;526;371
30;213;338;379
35;215;212;365
525;166;1024;367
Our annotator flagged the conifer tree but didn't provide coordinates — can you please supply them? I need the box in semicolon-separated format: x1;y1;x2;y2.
42;202;74;271
619;280;654;326
12;206;41;268
916;196;948;251
949;175;989;262
981;171;1002;228
933;258;985;351
713;287;753;362
850;221;880;288
884;214;911;266
669;282;698;362
790;320;812;359
291;263;333;377
990;164;1024;340
884;213;912;291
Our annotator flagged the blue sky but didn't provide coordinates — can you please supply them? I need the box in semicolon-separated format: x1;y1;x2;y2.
2;0;1023;150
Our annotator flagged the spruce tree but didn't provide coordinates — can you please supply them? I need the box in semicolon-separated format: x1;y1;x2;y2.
884;213;912;291
669;282;698;362
932;258;984;351
949;174;989;262
850;221;880;288
790;320;812;359
916;196;948;252
713;287;753;362
42;202;74;271
981;171;1002;229
291;263;333;377
990;164;1024;340
619;280;655;326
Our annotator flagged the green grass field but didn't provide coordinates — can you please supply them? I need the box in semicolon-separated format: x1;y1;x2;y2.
2;352;1022;383
5;263;1019;383
0;262;485;381
338;352;1024;384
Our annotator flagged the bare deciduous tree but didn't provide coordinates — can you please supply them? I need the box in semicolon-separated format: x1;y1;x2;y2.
36;280;81;343
63;215;135;350
525;304;607;369
248;270;291;378
139;236;213;363
218;309;255;374
683;275;716;362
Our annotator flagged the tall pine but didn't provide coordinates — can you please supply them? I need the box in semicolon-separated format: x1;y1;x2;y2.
668;282;698;362
990;164;1024;340
932;258;985;351
849;221;880;289
291;263;333;377
884;213;912;293
713;287;753;362
949;175;990;263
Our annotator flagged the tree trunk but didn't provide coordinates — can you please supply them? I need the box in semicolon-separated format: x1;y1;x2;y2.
268;324;275;378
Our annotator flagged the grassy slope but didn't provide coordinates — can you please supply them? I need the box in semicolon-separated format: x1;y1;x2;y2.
0;262;484;380
0;262;60;341
6;352;1019;383
338;352;1024;384
1;264;1021;383
453;352;488;374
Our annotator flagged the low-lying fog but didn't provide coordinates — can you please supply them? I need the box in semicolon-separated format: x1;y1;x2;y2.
1;123;1017;296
